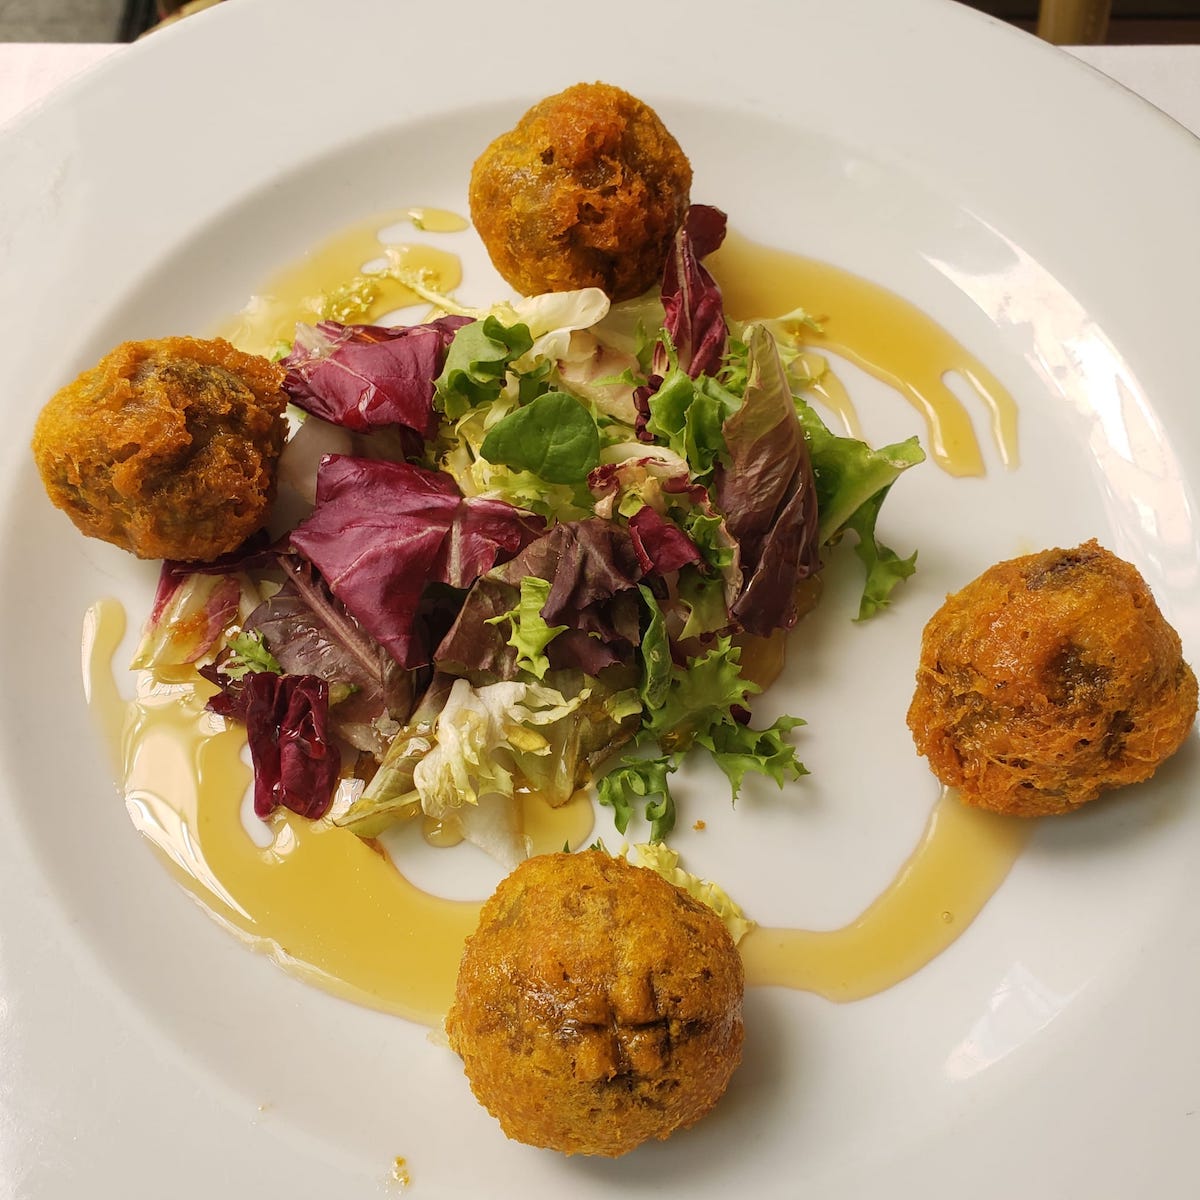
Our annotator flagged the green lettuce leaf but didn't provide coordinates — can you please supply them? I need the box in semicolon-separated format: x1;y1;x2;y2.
675;567;731;640
339;677;587;866
221;629;282;681
642;635;759;753
479;389;601;484
845;488;919;620
485;576;567;679
695;714;808;799
434;317;533;417
439;437;592;522
599;611;806;840
794;396;924;618
333;676;451;838
596;755;677;840
795;397;924;544
644;367;733;480
636;584;672;710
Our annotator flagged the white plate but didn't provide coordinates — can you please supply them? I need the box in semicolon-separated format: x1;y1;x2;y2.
2;1;1199;1195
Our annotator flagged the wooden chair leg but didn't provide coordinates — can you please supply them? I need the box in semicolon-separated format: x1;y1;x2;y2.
1036;0;1112;44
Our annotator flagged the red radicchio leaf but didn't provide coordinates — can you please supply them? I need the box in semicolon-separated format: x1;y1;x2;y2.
208;671;341;820
683;204;728;259
585;462;621;508
661;471;714;506
290;455;544;670
657;204;729;381
243;555;415;756
635;204;729;441
135;562;242;667
282;316;471;440
627;505;701;575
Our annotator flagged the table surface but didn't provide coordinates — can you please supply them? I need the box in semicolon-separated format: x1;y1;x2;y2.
1;40;1199;137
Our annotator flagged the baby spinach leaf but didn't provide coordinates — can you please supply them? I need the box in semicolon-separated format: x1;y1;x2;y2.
479;390;601;484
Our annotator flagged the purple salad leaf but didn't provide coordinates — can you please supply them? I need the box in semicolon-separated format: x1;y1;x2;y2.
161;530;281;575
635;204;730;440
436;518;646;678
544;627;628;676
242;556;416;756
282;316;471;440
715;325;821;637
657;204;729;381
493;517;644;643
289;455;544;670
682;203;728;259
207;671;341;820
130;562;244;668
436;581;626;679
627;504;701;575
430;577;521;679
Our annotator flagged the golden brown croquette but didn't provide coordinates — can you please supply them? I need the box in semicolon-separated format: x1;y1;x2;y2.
469;82;692;301
907;540;1196;816
445;850;744;1157
32;336;288;562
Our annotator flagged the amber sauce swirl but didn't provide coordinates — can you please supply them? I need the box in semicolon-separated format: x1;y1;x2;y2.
216;207;467;359
86;214;1029;1026
711;229;1019;475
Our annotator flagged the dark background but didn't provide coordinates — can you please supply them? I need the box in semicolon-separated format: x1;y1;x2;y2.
0;1;1196;46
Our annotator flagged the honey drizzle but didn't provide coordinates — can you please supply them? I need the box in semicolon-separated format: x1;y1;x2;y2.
740;796;1032;1001
710;229;1019;475
89;600;480;1025
216;207;466;359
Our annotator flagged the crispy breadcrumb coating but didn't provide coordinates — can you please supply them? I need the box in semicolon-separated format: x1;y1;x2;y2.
32;336;288;562
907;540;1197;816
445;850;744;1157
469;82;692;301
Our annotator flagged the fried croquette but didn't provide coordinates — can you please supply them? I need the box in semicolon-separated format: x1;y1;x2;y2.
445;850;744;1157
907;540;1197;816
32;336;288;562
469;82;692;301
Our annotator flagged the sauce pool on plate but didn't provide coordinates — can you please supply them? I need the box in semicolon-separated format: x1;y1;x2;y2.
217;207;468;360
711;229;1019;476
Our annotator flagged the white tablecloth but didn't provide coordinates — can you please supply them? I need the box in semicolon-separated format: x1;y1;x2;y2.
1;41;1199;137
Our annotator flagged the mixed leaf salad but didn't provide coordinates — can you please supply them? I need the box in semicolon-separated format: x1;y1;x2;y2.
134;205;924;868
